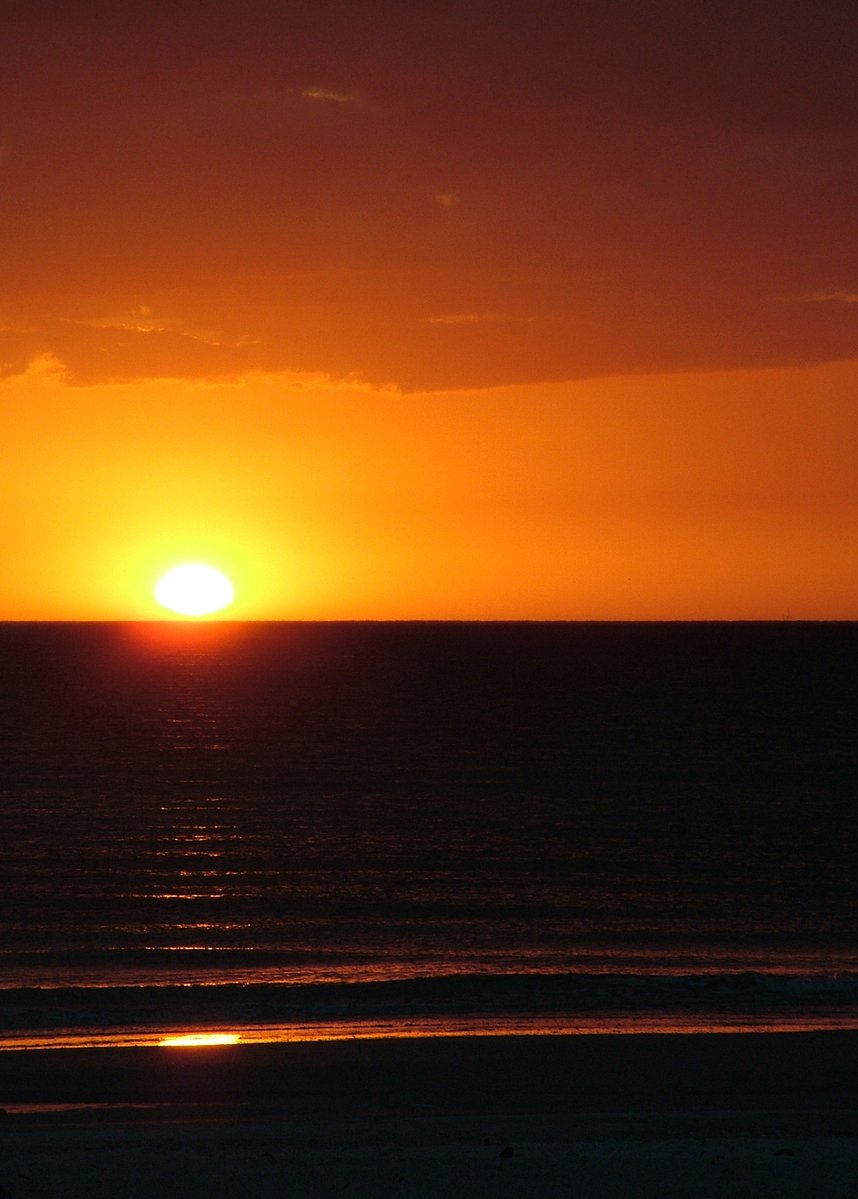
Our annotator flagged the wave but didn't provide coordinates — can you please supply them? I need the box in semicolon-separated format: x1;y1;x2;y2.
3;971;857;1040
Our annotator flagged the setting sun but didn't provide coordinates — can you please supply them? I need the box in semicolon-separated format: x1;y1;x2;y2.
154;564;235;617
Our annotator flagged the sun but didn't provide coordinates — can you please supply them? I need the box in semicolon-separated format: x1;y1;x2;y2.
154;564;235;617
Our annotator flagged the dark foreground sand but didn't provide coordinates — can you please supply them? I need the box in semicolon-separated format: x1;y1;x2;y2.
1;1032;856;1198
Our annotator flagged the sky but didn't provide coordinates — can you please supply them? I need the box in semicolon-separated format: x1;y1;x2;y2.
2;0;857;619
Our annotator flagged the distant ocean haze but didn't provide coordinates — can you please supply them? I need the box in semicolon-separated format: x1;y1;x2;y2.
0;622;855;1046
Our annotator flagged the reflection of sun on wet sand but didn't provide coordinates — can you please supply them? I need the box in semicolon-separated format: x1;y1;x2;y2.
158;1033;240;1047
0;1032;856;1198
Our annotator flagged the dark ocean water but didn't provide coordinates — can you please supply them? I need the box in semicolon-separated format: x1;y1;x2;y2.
0;622;855;1046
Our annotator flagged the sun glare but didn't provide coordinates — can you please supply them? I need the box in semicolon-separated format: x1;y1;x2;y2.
155;564;235;617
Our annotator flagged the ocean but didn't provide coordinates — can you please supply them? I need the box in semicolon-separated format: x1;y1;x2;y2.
0;621;855;1048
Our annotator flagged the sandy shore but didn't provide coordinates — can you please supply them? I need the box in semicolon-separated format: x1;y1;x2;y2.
1;1032;856;1198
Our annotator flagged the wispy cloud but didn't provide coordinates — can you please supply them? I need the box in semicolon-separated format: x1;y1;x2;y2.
426;312;538;325
779;290;858;304
301;86;361;104
434;192;459;208
73;307;259;348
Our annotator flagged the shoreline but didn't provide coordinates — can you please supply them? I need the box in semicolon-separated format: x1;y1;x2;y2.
4;1014;858;1053
2;1030;856;1120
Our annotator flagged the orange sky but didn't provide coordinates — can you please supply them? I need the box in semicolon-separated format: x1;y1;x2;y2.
1;2;857;619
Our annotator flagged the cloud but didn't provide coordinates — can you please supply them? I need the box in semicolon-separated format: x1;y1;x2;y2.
783;290;858;304
71;307;259;349
426;312;538;325
301;86;361;104
2;352;69;383
434;192;459;208
0;312;264;386
4;263;858;393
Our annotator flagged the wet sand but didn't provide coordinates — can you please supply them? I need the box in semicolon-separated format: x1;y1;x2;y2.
1;1032;856;1198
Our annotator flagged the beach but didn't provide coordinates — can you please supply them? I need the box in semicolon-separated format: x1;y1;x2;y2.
1;625;856;1195
1;1032;856;1197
